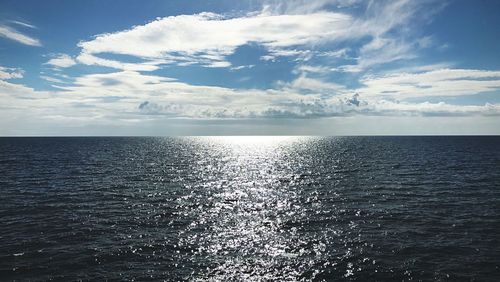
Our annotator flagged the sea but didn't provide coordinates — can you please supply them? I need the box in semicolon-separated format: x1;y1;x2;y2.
0;136;499;281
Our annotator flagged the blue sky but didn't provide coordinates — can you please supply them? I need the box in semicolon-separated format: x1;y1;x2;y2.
1;0;500;135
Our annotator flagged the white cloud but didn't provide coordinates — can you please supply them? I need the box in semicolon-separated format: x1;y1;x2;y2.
365;100;500;117
79;12;352;56
281;75;346;93
10;20;37;29
0;25;41;46
77;11;353;69
4;69;497;122
0;66;24;80
318;48;350;59
45;54;77;68
263;48;313;62
359;69;500;98
294;65;331;74
76;53;159;71
335;0;441;73
73;0;437;73
386;63;454;74
230;65;255;71
132;90;500;118
338;38;416;73
261;0;362;14
40;75;66;84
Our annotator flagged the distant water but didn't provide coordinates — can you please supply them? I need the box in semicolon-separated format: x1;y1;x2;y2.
1;136;499;281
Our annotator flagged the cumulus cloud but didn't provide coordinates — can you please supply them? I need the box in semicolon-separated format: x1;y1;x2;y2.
0;25;41;46
2;65;500;127
45;54;77;68
133;89;500;119
5;69;490;120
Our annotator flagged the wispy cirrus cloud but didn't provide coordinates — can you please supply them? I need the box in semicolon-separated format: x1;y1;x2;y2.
0;25;41;46
9;20;37;29
260;0;363;14
333;0;444;73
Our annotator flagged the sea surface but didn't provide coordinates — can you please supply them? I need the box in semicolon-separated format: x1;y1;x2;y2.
0;136;499;281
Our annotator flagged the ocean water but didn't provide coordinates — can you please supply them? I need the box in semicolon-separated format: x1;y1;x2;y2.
0;136;499;281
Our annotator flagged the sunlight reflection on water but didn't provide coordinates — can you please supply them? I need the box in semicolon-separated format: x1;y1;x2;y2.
179;136;332;280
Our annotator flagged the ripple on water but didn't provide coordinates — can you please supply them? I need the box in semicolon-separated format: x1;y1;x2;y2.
0;136;499;281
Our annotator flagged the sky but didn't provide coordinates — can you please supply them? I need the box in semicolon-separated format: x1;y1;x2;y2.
1;0;500;136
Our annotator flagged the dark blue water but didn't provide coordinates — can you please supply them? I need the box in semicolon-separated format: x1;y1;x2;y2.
0;136;499;281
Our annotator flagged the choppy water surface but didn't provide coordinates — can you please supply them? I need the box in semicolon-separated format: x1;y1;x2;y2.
1;136;499;281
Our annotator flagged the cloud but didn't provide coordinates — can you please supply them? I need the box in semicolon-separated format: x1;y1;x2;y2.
72;0;438;74
294;65;331;74
40;75;66;84
334;0;442;73
45;54;77;68
133;89;500;119
261;49;313;62
75;53;159;71
281;75;346;93
79;12;352;56
230;65;255;71
386;63;454;74
0;25;41;46
77;11;353;69
261;0;363;14
338;38;416;73
7;69;491;120
0;66;24;80
318;48;350;59
10;20;37;29
2;65;500;132
364;100;500;117
359;68;500;98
